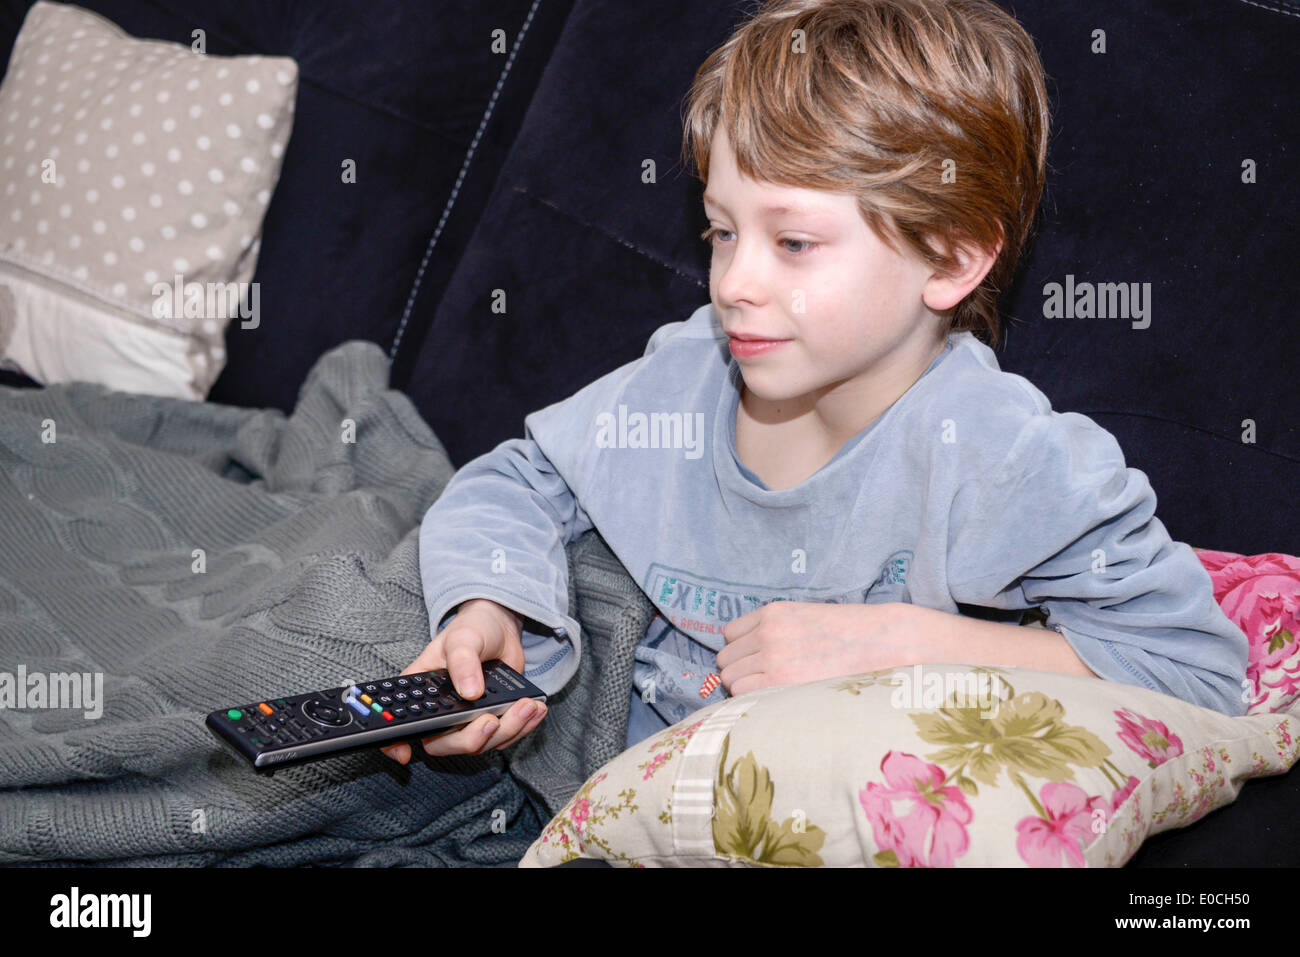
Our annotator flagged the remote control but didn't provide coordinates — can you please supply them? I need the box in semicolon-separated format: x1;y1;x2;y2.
205;660;547;773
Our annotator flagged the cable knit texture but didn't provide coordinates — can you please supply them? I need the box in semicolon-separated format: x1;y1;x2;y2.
0;339;650;865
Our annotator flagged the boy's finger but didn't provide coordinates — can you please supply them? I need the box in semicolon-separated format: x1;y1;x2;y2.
420;715;499;757
481;698;544;750
381;741;411;764
492;701;548;751
444;634;486;699
402;640;447;676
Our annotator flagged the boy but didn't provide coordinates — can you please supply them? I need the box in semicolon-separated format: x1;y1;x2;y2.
382;0;1248;765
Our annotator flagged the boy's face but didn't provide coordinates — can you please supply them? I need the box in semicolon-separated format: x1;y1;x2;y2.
702;125;989;424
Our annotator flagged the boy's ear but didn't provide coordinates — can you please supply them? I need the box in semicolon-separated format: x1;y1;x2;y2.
922;234;1003;313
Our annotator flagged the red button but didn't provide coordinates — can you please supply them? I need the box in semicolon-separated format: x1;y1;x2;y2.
382;710;393;721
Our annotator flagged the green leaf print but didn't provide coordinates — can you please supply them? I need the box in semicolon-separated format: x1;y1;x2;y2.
912;688;1110;787
712;733;826;867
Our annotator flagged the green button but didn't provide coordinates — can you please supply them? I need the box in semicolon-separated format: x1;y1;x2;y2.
371;703;382;713
227;709;243;721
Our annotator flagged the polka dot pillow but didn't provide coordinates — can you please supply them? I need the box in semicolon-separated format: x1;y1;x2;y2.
0;2;297;399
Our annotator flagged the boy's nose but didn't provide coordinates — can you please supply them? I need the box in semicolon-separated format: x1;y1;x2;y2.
714;244;766;307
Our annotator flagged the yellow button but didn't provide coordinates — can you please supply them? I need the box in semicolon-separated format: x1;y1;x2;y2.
258;702;273;716
360;694;372;705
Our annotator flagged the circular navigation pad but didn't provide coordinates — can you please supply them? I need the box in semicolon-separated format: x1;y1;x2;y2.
302;698;353;727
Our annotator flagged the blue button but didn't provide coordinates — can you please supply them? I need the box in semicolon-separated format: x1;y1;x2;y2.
344;695;369;717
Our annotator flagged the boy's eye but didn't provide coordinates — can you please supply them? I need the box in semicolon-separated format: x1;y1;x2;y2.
699;227;816;256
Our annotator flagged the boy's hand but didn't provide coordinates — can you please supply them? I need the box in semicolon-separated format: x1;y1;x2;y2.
716;601;919;696
380;598;547;764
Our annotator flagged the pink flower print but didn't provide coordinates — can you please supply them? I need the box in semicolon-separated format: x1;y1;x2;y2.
643;752;668;780
569;797;591;832
1115;708;1184;767
1196;550;1300;605
858;751;973;867
1240;589;1300;683
1015;781;1109;867
1195;550;1300;673
1110;775;1140;814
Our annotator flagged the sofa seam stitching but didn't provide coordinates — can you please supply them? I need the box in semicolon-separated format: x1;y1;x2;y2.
387;0;546;361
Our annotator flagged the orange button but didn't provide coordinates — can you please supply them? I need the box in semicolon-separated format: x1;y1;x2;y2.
258;702;273;716
381;710;394;721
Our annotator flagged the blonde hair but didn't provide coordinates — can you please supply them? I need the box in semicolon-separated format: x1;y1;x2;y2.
680;0;1051;347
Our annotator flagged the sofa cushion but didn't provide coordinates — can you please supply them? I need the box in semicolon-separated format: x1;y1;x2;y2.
0;2;295;398
518;663;1298;867
519;547;1300;866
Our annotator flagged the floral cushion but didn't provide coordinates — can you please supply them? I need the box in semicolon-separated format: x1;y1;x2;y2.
518;549;1300;868
1191;549;1300;716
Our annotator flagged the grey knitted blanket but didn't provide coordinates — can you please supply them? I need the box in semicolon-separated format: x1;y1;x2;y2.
0;340;652;866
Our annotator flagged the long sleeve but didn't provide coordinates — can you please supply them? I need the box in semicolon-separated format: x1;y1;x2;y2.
418;433;594;696
417;310;700;697
945;410;1250;717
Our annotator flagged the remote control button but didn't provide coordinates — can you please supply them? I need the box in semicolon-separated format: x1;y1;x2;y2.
347;685;361;698
396;678;409;688
408;702;422;715
276;699;288;708
226;709;242;721
371;703;382;714
392;707;407;718
410;688;424;698
378;695;393;706
394;692;408;702
360;694;373;705
437;695;455;708
410;676;425;685
381;710;394;721
343;696;369;718
380;681;394;690
303;699;351;727
258;703;274;716
363;683;379;694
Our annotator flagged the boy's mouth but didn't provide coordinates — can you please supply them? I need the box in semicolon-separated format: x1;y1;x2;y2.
728;335;791;358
